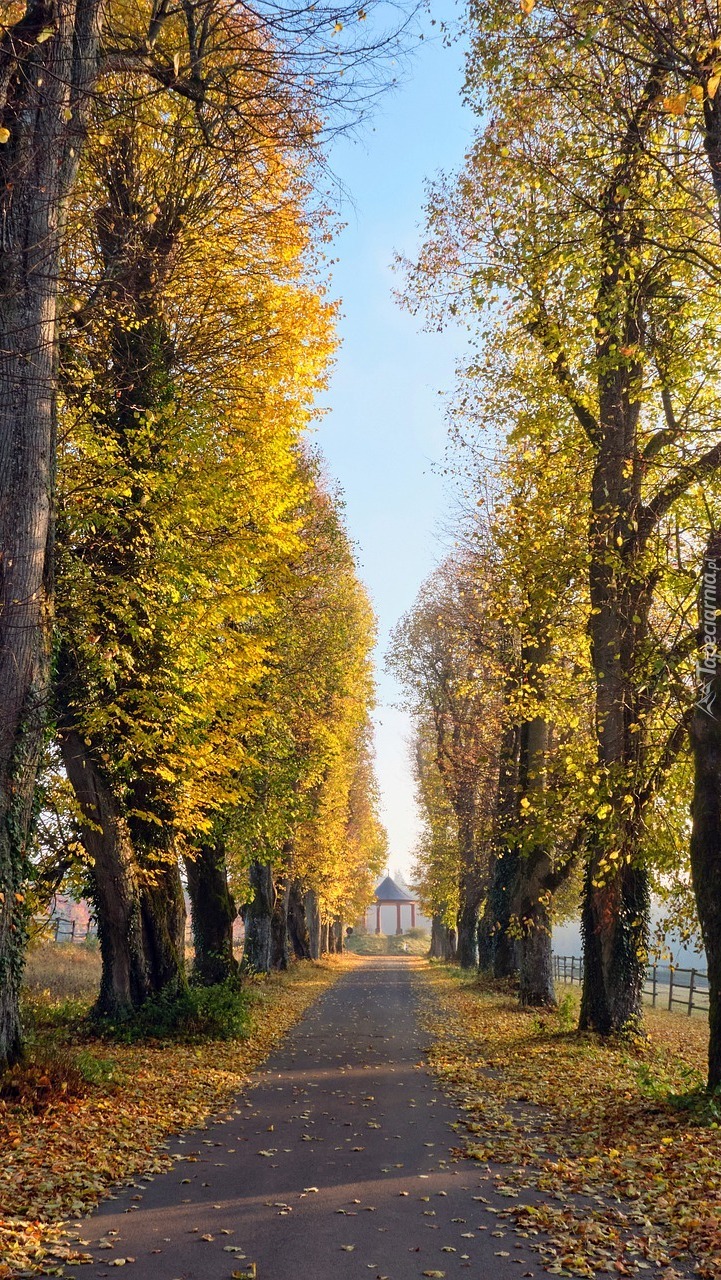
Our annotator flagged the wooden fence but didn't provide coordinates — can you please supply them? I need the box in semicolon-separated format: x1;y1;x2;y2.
44;916;97;944
553;953;710;1017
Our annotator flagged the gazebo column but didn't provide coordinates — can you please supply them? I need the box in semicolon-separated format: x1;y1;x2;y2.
396;902;402;935
411;902;416;928
376;902;381;934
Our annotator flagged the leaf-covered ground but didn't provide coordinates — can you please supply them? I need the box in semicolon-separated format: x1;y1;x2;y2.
418;966;719;1279
0;958;349;1278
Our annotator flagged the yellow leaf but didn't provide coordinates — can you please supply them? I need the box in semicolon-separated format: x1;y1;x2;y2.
36;27;54;42
690;83;704;102
0;127;10;144
519;0;535;11
662;92;689;115
708;72;721;99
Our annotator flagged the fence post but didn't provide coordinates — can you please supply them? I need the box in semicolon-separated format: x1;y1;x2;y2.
688;969;696;1017
652;965;657;1008
668;966;674;1011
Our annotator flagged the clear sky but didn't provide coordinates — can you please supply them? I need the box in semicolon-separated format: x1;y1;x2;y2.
315;0;473;883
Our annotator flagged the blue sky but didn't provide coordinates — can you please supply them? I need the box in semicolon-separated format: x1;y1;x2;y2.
315;0;473;881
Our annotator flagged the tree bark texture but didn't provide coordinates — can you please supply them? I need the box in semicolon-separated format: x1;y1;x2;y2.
0;0;104;1066
59;729;149;1017
515;642;556;1008
139;860;186;997
242;860;274;973
490;849;520;980
185;838;237;985
690;534;721;1089
579;854;648;1034
429;916;457;962
271;877;290;971
488;704;521;980
575;91;667;1033
456;892;479;969
305;889;321;960
455;792;483;969
288;880;312;959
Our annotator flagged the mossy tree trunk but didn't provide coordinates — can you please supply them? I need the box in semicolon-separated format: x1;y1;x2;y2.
0;0;103;1071
140;862;186;997
242;861;275;973
185;836;238;985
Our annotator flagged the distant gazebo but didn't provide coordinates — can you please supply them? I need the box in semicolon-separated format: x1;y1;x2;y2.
366;874;416;935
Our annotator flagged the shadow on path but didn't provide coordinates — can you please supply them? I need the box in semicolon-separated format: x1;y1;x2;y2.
70;958;553;1279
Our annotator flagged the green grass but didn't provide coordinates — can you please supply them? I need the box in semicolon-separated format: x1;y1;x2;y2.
345;930;429;956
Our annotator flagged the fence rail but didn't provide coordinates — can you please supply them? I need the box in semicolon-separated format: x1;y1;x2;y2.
38;916;98;944
553;953;710;1017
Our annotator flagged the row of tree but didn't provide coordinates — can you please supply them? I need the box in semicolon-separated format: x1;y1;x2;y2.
393;0;721;1090
0;0;395;1067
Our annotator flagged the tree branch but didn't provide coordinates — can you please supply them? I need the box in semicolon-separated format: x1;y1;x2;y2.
639;439;721;538
526;304;600;446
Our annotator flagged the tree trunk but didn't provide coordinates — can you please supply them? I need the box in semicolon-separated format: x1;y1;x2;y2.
429;915;445;959
456;895;479;969
488;703;521;981
515;659;556;1008
477;903;495;972
185;837;237;985
578;216;651;1032
332;920;344;953
305;889;321;960
242;861;275;973
288;880;312;959
518;892;555;1006
271;877;290;971
59;729;149;1017
0;0;104;1070
517;870;555;1008
690;534;721;1089
140;860;186;997
579;852;649;1034
445;926;458;962
455;795;482;969
490;849;520;979
320;921;329;955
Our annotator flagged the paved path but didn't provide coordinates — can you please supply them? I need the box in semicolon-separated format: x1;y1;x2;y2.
73;958;545;1280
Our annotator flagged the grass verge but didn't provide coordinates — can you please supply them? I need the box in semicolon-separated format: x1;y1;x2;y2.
417;964;718;1279
346;930;429;956
1;956;351;1278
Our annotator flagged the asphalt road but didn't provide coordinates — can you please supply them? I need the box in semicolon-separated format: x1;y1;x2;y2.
70;957;548;1280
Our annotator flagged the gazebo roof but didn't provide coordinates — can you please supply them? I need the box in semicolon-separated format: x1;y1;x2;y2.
374;874;415;903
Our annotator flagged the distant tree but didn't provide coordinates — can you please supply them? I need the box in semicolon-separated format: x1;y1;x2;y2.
388;552;503;967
